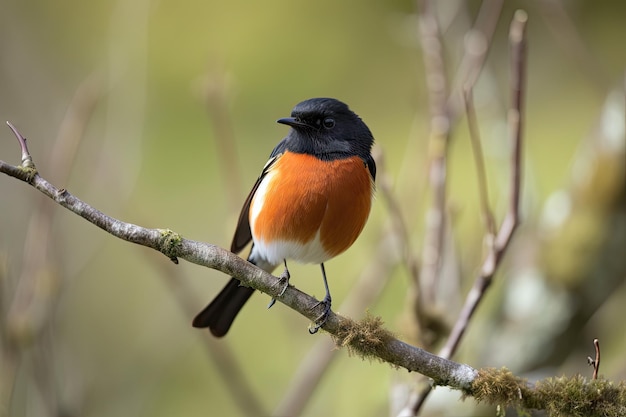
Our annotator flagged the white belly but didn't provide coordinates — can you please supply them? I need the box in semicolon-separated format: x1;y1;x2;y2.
251;230;331;266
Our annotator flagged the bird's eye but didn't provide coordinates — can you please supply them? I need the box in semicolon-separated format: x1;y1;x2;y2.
322;118;335;129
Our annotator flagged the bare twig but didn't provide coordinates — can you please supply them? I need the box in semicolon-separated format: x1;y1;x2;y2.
416;0;451;318
464;87;497;237
410;9;527;415
588;339;601;380
414;0;503;328
6;122;35;170
445;4;526;367
447;0;504;120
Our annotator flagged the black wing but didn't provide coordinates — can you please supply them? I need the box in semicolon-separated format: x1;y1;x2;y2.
230;140;287;253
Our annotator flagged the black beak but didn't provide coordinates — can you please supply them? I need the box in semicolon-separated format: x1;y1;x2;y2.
277;117;308;128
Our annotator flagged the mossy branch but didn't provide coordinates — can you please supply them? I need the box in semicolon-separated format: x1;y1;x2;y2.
471;368;626;417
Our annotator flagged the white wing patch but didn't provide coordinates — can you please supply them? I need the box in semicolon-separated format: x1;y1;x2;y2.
249;169;275;237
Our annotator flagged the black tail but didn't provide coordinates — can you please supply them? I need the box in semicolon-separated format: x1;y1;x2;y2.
192;278;255;337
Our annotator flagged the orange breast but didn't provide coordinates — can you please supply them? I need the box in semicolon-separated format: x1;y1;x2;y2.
250;152;373;262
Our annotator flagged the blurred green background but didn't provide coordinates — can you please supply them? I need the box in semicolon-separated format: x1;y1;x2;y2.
1;0;625;416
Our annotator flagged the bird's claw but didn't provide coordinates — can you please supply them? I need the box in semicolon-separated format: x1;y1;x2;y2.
267;265;291;309
308;295;332;334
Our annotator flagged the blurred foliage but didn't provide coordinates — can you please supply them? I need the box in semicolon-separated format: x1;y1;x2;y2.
1;0;625;416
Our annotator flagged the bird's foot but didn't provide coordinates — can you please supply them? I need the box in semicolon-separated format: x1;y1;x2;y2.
308;294;332;334
267;265;291;309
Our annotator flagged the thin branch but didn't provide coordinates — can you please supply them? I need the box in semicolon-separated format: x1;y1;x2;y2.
464;87;497;237
416;0;451;317
447;0;504;121
410;9;527;415
588;339;601;380
6;122;35;170
414;0;503;324
441;0;528;370
446;4;526;363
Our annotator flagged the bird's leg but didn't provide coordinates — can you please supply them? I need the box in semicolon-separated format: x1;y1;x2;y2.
267;259;290;309
309;263;332;334
277;259;291;296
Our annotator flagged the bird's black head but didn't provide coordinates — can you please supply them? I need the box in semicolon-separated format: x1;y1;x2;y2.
277;98;374;161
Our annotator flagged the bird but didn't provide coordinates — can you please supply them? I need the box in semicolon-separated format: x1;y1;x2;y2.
192;97;376;337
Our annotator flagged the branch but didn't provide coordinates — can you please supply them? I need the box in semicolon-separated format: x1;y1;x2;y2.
417;0;451;307
447;0;504;121
464;87;496;237
588;339;601;381
446;3;526;364
413;0;504;341
442;5;526;357
0;123;478;392
409;9;528;414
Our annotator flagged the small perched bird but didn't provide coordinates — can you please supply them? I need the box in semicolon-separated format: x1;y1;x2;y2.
193;97;376;337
